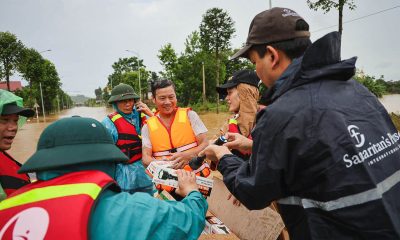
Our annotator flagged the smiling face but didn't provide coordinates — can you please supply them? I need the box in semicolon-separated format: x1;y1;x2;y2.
0;114;19;151
225;87;240;113
153;86;177;117
116;99;135;114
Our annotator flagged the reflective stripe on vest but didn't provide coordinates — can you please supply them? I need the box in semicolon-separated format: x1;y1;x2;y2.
152;142;198;157
227;117;252;159
108;112;142;164
278;169;400;211
0;183;101;211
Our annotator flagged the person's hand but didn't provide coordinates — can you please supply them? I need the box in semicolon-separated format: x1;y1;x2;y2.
227;193;241;207
175;169;199;197
224;132;253;152
198;145;231;164
169;151;192;169
135;101;154;117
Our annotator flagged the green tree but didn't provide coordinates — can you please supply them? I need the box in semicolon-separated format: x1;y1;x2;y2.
107;57;149;98
355;74;386;98
307;0;356;35
18;48;44;88
199;8;235;112
94;87;102;101
158;43;178;80
0;31;24;90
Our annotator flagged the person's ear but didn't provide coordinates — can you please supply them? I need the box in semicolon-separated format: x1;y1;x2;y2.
266;46;280;69
152;96;156;104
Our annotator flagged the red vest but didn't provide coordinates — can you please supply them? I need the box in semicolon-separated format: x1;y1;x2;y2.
0;170;115;240
0;151;30;197
228;117;252;160
108;112;142;164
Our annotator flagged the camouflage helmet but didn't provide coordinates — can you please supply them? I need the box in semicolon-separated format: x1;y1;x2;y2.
108;83;139;104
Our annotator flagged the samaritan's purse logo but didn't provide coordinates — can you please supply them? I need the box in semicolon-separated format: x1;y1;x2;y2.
0;207;49;239
347;125;365;148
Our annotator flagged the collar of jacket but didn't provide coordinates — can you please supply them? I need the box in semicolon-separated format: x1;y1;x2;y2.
264;31;357;105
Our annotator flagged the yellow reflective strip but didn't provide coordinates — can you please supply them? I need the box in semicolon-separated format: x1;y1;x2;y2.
111;114;122;122
148;117;158;131
178;109;187;123
0;183;102;211
229;119;238;124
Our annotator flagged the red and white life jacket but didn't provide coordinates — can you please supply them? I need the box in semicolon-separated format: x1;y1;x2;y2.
0;170;115;240
108;112;142;164
0;151;30;197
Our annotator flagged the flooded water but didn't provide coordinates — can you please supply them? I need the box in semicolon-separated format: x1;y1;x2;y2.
10;93;397;164
379;94;400;114
9;107;230;164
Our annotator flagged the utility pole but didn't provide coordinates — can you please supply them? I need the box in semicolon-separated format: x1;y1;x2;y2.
269;0;272;9
216;59;220;114
202;62;206;104
57;94;60;113
39;82;46;121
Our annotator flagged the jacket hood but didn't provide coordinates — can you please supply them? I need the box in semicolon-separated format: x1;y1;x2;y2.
266;32;357;104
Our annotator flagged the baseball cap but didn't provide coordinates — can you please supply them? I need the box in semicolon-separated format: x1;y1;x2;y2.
1;102;35;117
231;7;310;59
216;70;260;95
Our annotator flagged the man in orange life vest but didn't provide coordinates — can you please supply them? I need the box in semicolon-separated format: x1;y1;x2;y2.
216;69;260;161
0;90;33;201
142;79;210;194
0;116;207;239
102;83;154;194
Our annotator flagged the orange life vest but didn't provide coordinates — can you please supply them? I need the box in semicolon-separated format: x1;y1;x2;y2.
146;108;210;192
108;112;142;164
0;170;115;240
0;151;30;197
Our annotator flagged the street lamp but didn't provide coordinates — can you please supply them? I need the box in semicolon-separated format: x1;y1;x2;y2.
39;49;52;54
125;50;141;99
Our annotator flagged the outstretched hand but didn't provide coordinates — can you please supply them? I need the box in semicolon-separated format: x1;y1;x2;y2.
223;132;253;152
198;145;231;165
175;169;199;197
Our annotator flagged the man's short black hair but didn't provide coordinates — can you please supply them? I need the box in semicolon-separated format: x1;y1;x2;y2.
250;19;311;60
151;79;176;97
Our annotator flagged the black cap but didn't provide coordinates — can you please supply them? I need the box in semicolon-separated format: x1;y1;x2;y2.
231;7;310;59
1;103;35;117
216;70;259;95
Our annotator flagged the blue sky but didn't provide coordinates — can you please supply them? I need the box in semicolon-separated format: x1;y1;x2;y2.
1;0;399;97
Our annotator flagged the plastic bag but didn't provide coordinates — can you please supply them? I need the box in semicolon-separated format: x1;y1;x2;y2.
115;160;155;194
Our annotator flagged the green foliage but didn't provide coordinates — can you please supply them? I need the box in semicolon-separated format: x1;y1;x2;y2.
380;80;400;94
189;101;228;113
199;8;235;55
200;8;235;108
158;43;178;79
354;74;386;98
307;0;356;13
307;0;356;34
107;57;150;99
94;87;102;100
0;31;24;90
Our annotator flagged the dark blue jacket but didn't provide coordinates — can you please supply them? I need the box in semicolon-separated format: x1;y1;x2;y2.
219;32;400;239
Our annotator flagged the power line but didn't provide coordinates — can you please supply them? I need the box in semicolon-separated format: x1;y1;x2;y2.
312;5;400;33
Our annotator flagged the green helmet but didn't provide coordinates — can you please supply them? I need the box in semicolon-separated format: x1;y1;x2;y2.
108;83;139;104
19;116;129;173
